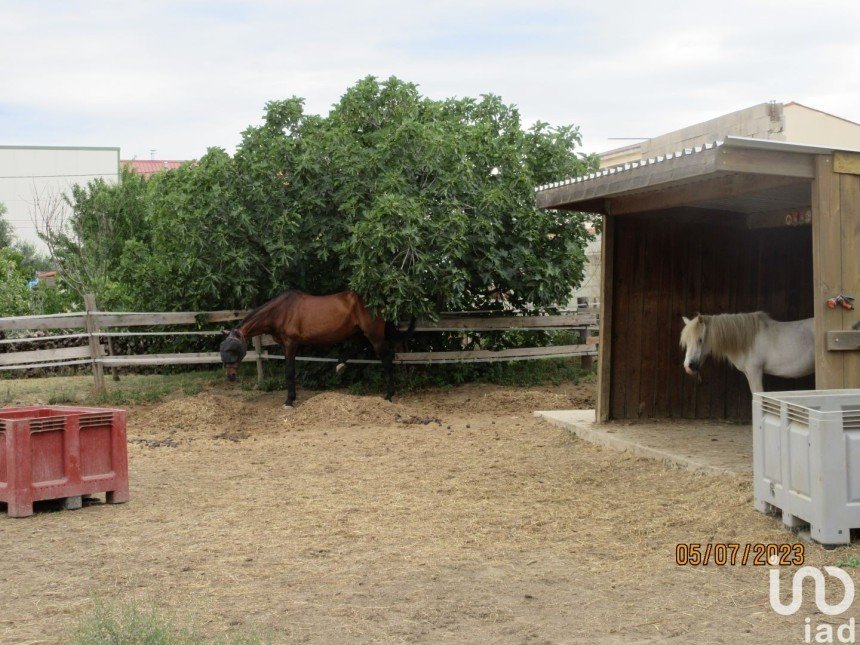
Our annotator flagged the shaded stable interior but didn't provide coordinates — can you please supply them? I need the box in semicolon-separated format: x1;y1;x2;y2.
537;137;860;422
609;210;813;421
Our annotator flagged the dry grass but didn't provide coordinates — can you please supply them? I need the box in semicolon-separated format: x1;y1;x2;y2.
1;379;858;644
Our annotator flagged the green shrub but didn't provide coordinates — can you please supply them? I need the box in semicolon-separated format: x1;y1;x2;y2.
69;599;265;645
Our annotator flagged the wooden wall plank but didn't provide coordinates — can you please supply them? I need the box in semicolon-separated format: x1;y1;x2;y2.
0;314;87;331
395;345;595;361
94;311;247;327
812;155;845;388
724;228;749;420
695;229;718;419
636;223;662;417
667;220;688;418
651;223;673;417
413;314;598;331
610;219;631;420
0;345;91;367
625;223;647;418
683;223;703;418
834;152;860;175
710;226;734;419
93;311;598;331
840;172;860;386
716;147;815;178
827;331;860;351
609;210;814;421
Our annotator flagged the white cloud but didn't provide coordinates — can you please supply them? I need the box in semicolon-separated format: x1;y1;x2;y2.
0;0;858;159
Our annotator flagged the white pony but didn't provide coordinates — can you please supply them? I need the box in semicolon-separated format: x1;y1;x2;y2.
679;312;814;393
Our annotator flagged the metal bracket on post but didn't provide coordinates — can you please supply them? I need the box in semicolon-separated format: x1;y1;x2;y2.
84;294;106;393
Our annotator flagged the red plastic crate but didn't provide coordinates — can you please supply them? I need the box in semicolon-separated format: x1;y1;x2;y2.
0;406;129;517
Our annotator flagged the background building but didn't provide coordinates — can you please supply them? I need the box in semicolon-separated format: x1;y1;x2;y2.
0;145;120;249
598;102;860;168
121;159;185;178
566;102;860;311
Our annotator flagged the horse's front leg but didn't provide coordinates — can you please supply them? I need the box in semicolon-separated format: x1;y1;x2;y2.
382;350;395;402
283;343;298;408
336;341;361;375
370;340;395;401
744;368;764;394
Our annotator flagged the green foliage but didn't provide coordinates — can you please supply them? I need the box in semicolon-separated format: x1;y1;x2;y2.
0;202;14;247
13;240;52;274
837;555;860;569
0;243;77;315
69;599;264;645
0;371;225;406
258;352;590;395
42;166;151;307
116;150;265;310
48;77;594;322
28;278;80;314
0;247;32;316
47;388;78;404
0;202;75;315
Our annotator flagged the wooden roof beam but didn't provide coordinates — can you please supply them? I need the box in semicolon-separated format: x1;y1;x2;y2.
536;145;817;212
606;173;810;216
715;146;815;178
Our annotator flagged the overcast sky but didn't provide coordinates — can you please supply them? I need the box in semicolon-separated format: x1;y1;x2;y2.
2;1;859;161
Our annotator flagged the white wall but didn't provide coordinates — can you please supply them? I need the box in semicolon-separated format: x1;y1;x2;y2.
567;224;601;309
783;104;860;150
0;146;120;250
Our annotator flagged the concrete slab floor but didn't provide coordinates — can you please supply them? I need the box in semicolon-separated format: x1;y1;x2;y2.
535;409;752;476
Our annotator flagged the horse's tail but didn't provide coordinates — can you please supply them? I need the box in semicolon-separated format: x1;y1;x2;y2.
385;317;417;344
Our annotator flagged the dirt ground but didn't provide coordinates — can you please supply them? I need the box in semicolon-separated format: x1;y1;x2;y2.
2;378;859;644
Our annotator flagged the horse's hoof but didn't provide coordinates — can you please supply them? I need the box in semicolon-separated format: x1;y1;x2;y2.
335;363;346;375
284;404;294;410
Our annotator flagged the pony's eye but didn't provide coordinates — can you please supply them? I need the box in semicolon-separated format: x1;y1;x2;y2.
698;339;703;344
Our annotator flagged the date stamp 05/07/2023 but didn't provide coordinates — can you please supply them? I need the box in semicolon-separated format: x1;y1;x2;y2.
675;543;805;567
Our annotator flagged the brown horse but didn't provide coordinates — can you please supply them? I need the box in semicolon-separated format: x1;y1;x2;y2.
219;290;416;407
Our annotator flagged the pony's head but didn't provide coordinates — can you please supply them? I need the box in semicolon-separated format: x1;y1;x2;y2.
679;314;707;376
219;329;247;382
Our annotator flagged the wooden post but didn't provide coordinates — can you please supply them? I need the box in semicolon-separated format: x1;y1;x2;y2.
106;336;120;382
597;216;614;422
812;155;846;389
253;336;265;384
84;294;106;393
580;327;597;371
835;153;860;387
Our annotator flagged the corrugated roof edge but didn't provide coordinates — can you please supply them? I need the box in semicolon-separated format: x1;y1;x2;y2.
535;141;723;193
535;136;860;193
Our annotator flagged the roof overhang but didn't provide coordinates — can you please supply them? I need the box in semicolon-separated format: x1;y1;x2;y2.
536;137;860;216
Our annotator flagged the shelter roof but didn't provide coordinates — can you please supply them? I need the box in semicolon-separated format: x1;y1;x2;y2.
536;137;860;216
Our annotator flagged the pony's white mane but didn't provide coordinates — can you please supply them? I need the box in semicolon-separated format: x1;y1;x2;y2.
682;312;772;362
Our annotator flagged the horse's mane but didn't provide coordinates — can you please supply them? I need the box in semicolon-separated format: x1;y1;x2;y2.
238;290;302;331
702;311;771;361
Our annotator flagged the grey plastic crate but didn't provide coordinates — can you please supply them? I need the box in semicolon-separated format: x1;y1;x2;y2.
753;389;860;545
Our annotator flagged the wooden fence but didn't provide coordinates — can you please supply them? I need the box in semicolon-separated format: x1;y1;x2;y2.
0;298;598;391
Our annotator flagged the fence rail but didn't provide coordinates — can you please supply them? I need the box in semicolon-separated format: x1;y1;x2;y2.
0;300;598;391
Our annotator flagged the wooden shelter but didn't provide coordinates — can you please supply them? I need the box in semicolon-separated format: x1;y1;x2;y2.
537;137;860;422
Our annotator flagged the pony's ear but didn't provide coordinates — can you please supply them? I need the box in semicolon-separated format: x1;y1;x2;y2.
221;329;230;337
682;316;691;325
695;313;703;322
